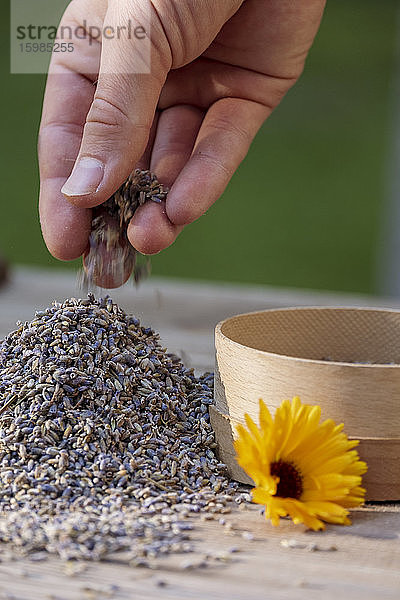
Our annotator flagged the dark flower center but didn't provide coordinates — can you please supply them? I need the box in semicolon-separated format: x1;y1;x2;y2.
270;460;303;499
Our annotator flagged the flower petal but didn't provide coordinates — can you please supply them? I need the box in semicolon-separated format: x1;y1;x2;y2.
234;396;367;531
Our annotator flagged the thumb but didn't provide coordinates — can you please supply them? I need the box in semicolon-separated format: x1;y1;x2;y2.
61;1;171;206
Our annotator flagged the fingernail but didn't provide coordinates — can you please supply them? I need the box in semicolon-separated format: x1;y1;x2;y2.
61;157;104;197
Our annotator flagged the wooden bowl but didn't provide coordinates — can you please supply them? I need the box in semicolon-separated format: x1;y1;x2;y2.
211;307;400;501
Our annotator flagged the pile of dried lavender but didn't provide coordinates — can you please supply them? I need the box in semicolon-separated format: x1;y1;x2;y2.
83;169;169;288
0;296;238;562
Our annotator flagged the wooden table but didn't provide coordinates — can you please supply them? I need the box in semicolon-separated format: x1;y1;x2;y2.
0;267;399;600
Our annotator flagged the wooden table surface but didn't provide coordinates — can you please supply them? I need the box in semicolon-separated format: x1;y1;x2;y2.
0;267;399;600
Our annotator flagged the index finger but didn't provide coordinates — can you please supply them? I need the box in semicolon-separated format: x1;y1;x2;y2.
39;69;94;260
38;1;105;260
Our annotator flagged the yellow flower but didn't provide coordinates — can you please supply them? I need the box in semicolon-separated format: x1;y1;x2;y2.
234;397;367;531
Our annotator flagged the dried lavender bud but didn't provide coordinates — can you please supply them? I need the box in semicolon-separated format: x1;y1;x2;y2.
0;295;240;563
82;169;169;289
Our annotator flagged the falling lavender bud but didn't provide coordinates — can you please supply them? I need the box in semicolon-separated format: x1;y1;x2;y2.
82;169;169;289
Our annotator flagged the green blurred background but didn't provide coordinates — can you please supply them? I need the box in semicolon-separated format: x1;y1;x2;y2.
1;0;398;294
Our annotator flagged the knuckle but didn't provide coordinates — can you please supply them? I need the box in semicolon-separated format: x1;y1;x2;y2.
86;96;131;132
38;121;82;152
153;139;189;158
38;122;83;178
194;151;232;179
207;116;253;147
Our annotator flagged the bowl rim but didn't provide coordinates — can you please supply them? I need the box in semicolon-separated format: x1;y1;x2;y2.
216;305;400;369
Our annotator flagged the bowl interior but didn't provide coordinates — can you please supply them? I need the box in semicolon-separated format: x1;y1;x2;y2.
220;307;400;364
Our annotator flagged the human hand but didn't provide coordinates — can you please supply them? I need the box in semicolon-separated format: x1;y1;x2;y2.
38;0;326;288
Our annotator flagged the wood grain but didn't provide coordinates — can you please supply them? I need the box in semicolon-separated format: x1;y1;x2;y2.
0;268;399;598
214;308;400;500
1;502;400;600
